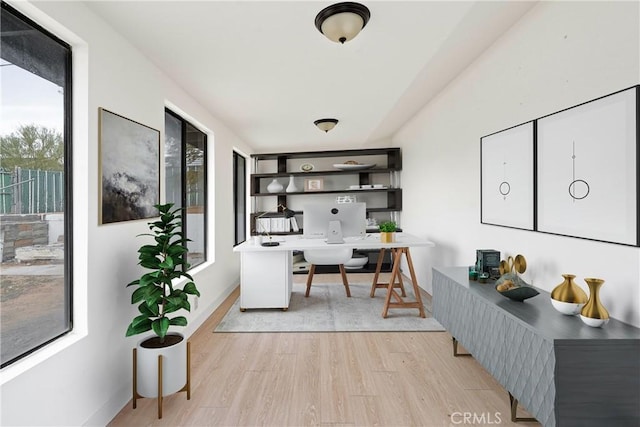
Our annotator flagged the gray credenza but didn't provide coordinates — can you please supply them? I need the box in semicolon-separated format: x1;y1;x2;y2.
432;266;640;427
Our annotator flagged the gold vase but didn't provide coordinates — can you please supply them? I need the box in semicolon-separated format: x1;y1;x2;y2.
380;232;395;243
550;274;588;315
580;278;609;327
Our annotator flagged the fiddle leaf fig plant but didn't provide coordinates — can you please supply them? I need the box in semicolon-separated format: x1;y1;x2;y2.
126;203;200;343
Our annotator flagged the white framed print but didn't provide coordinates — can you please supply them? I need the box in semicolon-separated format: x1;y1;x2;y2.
481;121;535;230
536;86;638;246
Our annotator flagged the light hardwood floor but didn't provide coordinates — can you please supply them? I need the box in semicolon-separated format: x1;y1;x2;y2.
109;273;539;426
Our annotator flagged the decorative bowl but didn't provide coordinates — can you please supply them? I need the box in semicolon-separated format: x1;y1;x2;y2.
495;278;539;301
551;298;584;315
333;163;376;171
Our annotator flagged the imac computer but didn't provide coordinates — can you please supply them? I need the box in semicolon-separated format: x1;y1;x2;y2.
303;202;366;243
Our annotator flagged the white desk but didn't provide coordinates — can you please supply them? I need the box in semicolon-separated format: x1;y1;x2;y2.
233;233;435;316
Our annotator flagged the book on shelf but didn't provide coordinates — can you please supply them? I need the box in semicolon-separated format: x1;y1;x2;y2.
257;217;270;233
268;217;290;232
290;216;299;232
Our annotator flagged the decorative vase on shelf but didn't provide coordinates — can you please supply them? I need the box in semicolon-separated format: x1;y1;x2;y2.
267;179;283;193
580;278;609;327
550;274;588;315
286;175;299;193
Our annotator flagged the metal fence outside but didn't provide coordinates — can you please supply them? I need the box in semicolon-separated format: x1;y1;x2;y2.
0;167;64;214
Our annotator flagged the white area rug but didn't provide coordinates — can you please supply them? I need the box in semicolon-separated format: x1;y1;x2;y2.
214;282;445;332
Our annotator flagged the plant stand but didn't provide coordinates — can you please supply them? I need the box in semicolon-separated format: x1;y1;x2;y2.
132;341;191;419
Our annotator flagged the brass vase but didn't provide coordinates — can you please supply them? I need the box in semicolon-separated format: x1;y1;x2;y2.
550;274;588;315
380;232;395;243
580;278;609;327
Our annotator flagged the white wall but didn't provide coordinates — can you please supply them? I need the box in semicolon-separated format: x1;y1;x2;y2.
0;1;252;426
395;1;640;327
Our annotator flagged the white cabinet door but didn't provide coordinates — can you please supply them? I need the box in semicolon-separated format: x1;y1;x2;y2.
240;251;292;309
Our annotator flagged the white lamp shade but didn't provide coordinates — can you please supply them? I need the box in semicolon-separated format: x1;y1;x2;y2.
320;11;365;44
314;118;338;132
315;2;371;44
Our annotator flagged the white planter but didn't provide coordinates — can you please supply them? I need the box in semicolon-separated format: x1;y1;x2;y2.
135;333;187;398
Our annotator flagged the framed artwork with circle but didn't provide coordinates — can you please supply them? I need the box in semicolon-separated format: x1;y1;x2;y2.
537;86;638;246
480;121;534;231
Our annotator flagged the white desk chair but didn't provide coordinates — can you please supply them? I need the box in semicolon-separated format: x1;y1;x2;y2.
304;248;352;297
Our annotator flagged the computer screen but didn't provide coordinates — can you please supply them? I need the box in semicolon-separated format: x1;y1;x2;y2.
303;202;366;243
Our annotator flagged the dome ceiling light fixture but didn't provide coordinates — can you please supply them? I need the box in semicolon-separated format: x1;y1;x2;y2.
315;2;371;44
314;118;339;133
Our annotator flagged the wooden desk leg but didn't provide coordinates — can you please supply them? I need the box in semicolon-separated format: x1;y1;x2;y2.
370;248;406;297
370;248;386;297
404;248;426;318
392;249;407;297
382;249;404;317
381;248;426;318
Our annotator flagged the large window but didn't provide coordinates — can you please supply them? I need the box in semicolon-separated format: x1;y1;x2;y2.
233;151;247;245
0;2;72;368
165;109;207;269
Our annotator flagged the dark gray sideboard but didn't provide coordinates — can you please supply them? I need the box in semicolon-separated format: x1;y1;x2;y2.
432;266;640;427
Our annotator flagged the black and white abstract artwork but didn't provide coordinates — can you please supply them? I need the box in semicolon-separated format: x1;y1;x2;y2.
537;87;638;245
481;121;534;230
99;108;159;224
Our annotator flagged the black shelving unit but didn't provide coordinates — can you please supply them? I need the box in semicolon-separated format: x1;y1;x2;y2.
250;147;402;236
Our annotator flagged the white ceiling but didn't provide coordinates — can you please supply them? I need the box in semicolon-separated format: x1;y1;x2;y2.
85;1;537;153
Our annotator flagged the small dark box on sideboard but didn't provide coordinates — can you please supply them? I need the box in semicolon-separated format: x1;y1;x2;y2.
476;250;500;277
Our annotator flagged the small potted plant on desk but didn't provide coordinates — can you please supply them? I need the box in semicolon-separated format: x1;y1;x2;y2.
125;203;200;418
379;220;397;243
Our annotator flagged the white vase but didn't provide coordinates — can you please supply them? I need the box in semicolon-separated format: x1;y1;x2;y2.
135;333;187;397
286;175;299;193
267;179;283;193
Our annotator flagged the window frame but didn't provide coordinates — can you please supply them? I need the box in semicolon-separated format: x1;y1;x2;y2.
0;1;73;368
164;108;208;270
233;150;247;246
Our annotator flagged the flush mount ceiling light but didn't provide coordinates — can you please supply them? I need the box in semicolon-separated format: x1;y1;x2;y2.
315;2;371;44
314;118;339;133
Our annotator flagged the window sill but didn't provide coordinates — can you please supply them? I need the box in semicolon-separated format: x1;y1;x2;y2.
0;330;87;385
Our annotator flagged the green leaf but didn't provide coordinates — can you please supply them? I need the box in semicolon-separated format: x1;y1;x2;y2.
161;212;173;224
156;203;172;214
183;282;200;297
140;257;161;270
169;316;187;327
159;256;175;269
131;286;150;304
139;272;160;287
167;245;188;256
151;317;170;338
144;286;163;307
138;302;157;317
165;295;183;307
131;314;151;328
163;302;181;314
126;318;152;336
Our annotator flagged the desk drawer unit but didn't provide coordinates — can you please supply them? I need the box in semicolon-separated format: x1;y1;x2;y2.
240;251;292;310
